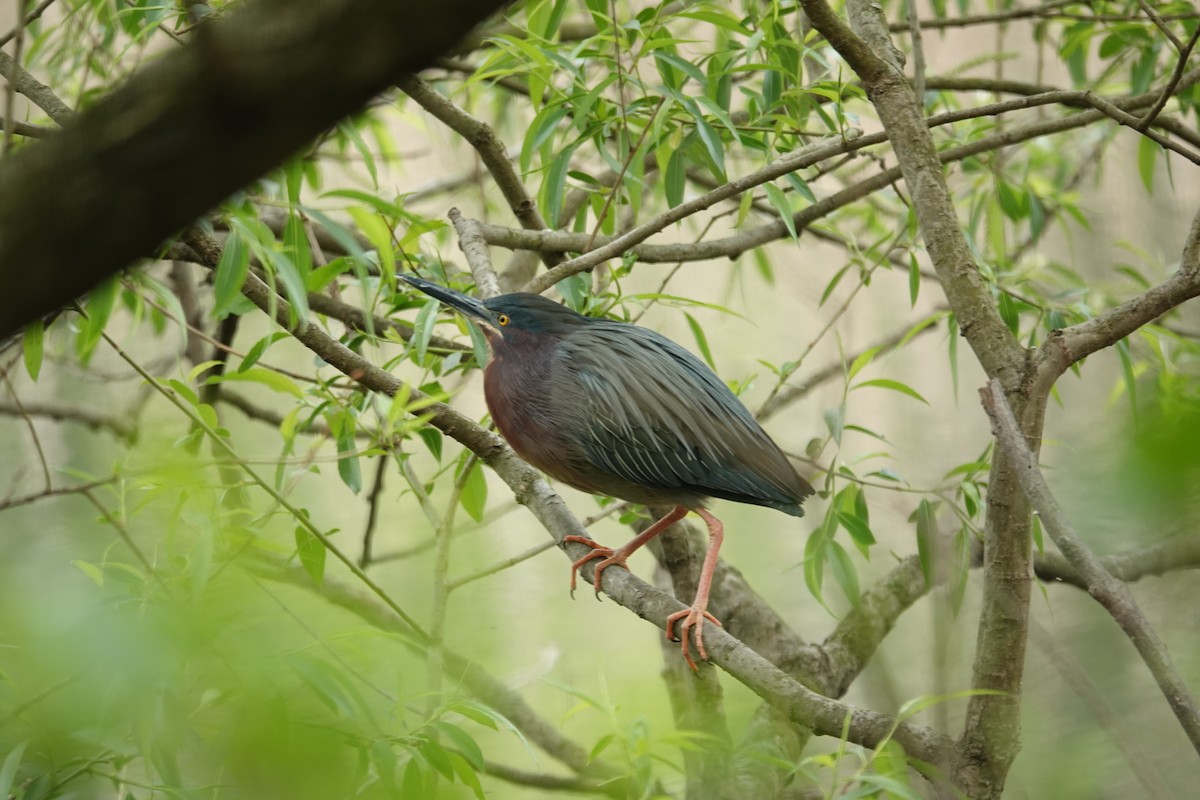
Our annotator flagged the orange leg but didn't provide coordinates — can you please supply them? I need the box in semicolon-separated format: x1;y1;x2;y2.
664;507;724;671
562;504;689;598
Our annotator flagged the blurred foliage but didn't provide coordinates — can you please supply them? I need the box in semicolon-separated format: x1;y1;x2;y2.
1;0;1199;798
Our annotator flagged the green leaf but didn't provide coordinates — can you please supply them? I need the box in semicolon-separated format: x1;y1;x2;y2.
915;500;937;585
295;527;326;585
684;313;716;370
348;205;395;286
837;511;876;548
909;252;921;306
213;231;250;319
446;751;486;800
541;141;581;227
338;120;377;186
283;211;313;279
207;367;303;398
846;345;882;382
824;404;844;444
1115;338;1138;420
784;171;816;203
763;183;797;241
432;721;486;771
459;459;487;522
690;108;726;180
238;332;290;372
413;298;440;362
22;319;43;381
827;539;860;606
665;148;686;208
852;378;929;404
1137;136;1158;193
0;741;26;799
77;276;119;365
337;423;362;494
521;104;570;173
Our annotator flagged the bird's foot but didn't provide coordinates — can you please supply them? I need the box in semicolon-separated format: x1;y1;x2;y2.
562;535;625;599
665;605;722;671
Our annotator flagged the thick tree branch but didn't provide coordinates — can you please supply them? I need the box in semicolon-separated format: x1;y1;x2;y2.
0;0;514;340
981;378;1200;753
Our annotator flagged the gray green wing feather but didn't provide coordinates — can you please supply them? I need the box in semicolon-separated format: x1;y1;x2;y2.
551;323;812;514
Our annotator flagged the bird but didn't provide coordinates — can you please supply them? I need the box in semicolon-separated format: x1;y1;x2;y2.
401;274;814;669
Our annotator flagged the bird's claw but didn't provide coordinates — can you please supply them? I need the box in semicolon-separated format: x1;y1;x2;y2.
665;606;722;671
563;535;627;600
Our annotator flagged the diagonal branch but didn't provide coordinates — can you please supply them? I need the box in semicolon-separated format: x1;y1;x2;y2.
980;378;1200;753
1034;206;1200;390
192;224;954;764
0;0;515;340
399;75;563;268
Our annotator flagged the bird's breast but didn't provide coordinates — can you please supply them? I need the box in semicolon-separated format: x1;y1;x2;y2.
483;340;580;480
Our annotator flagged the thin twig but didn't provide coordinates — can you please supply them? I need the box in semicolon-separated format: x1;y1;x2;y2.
980;377;1200;753
360;455;388;567
1138;24;1200;132
1;369;51;490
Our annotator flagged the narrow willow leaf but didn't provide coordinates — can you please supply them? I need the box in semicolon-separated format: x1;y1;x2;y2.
208;367;303;398
827;539;860;606
684;312;716;369
0;741;27;799
77;276;119;365
337;424;362;494
22;319;43;381
915;500;937;584
295;527;326;585
1137;136;1158;193
908;252;921;306
763;183;797;240
213;231;250;319
853;378;929;405
459;460;487;522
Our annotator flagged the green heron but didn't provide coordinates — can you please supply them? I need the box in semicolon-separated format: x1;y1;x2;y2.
401;275;813;669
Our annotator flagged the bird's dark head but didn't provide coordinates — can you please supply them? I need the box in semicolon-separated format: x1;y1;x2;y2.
401;275;589;344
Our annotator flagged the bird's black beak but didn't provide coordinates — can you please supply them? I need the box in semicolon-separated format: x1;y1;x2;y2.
400;274;497;329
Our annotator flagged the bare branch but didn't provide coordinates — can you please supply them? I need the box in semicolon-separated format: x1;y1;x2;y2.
0;399;137;442
399;76;562;268
1035;537;1200;589
980;378;1200;754
522;132;859;295
1035;207;1200;387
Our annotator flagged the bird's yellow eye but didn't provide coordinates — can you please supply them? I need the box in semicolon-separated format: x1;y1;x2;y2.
497;313;510;327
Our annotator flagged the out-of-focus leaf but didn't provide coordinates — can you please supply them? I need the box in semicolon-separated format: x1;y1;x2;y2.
915;500;937;584
213;231;250;319
77;276;119;365
295;527;326;586
684;313;716;369
853;378;929;405
1137;136;1158;193
459;459;487;522
207;367;303;398
764;183;797;240
337;423;362;494
0;741;27;799
22;319;43;381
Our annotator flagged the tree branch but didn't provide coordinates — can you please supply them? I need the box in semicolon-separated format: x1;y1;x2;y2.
980;378;1200;753
194;224;954;764
0;0;515;340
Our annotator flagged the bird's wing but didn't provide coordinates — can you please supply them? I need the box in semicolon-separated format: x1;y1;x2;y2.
552;323;807;508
